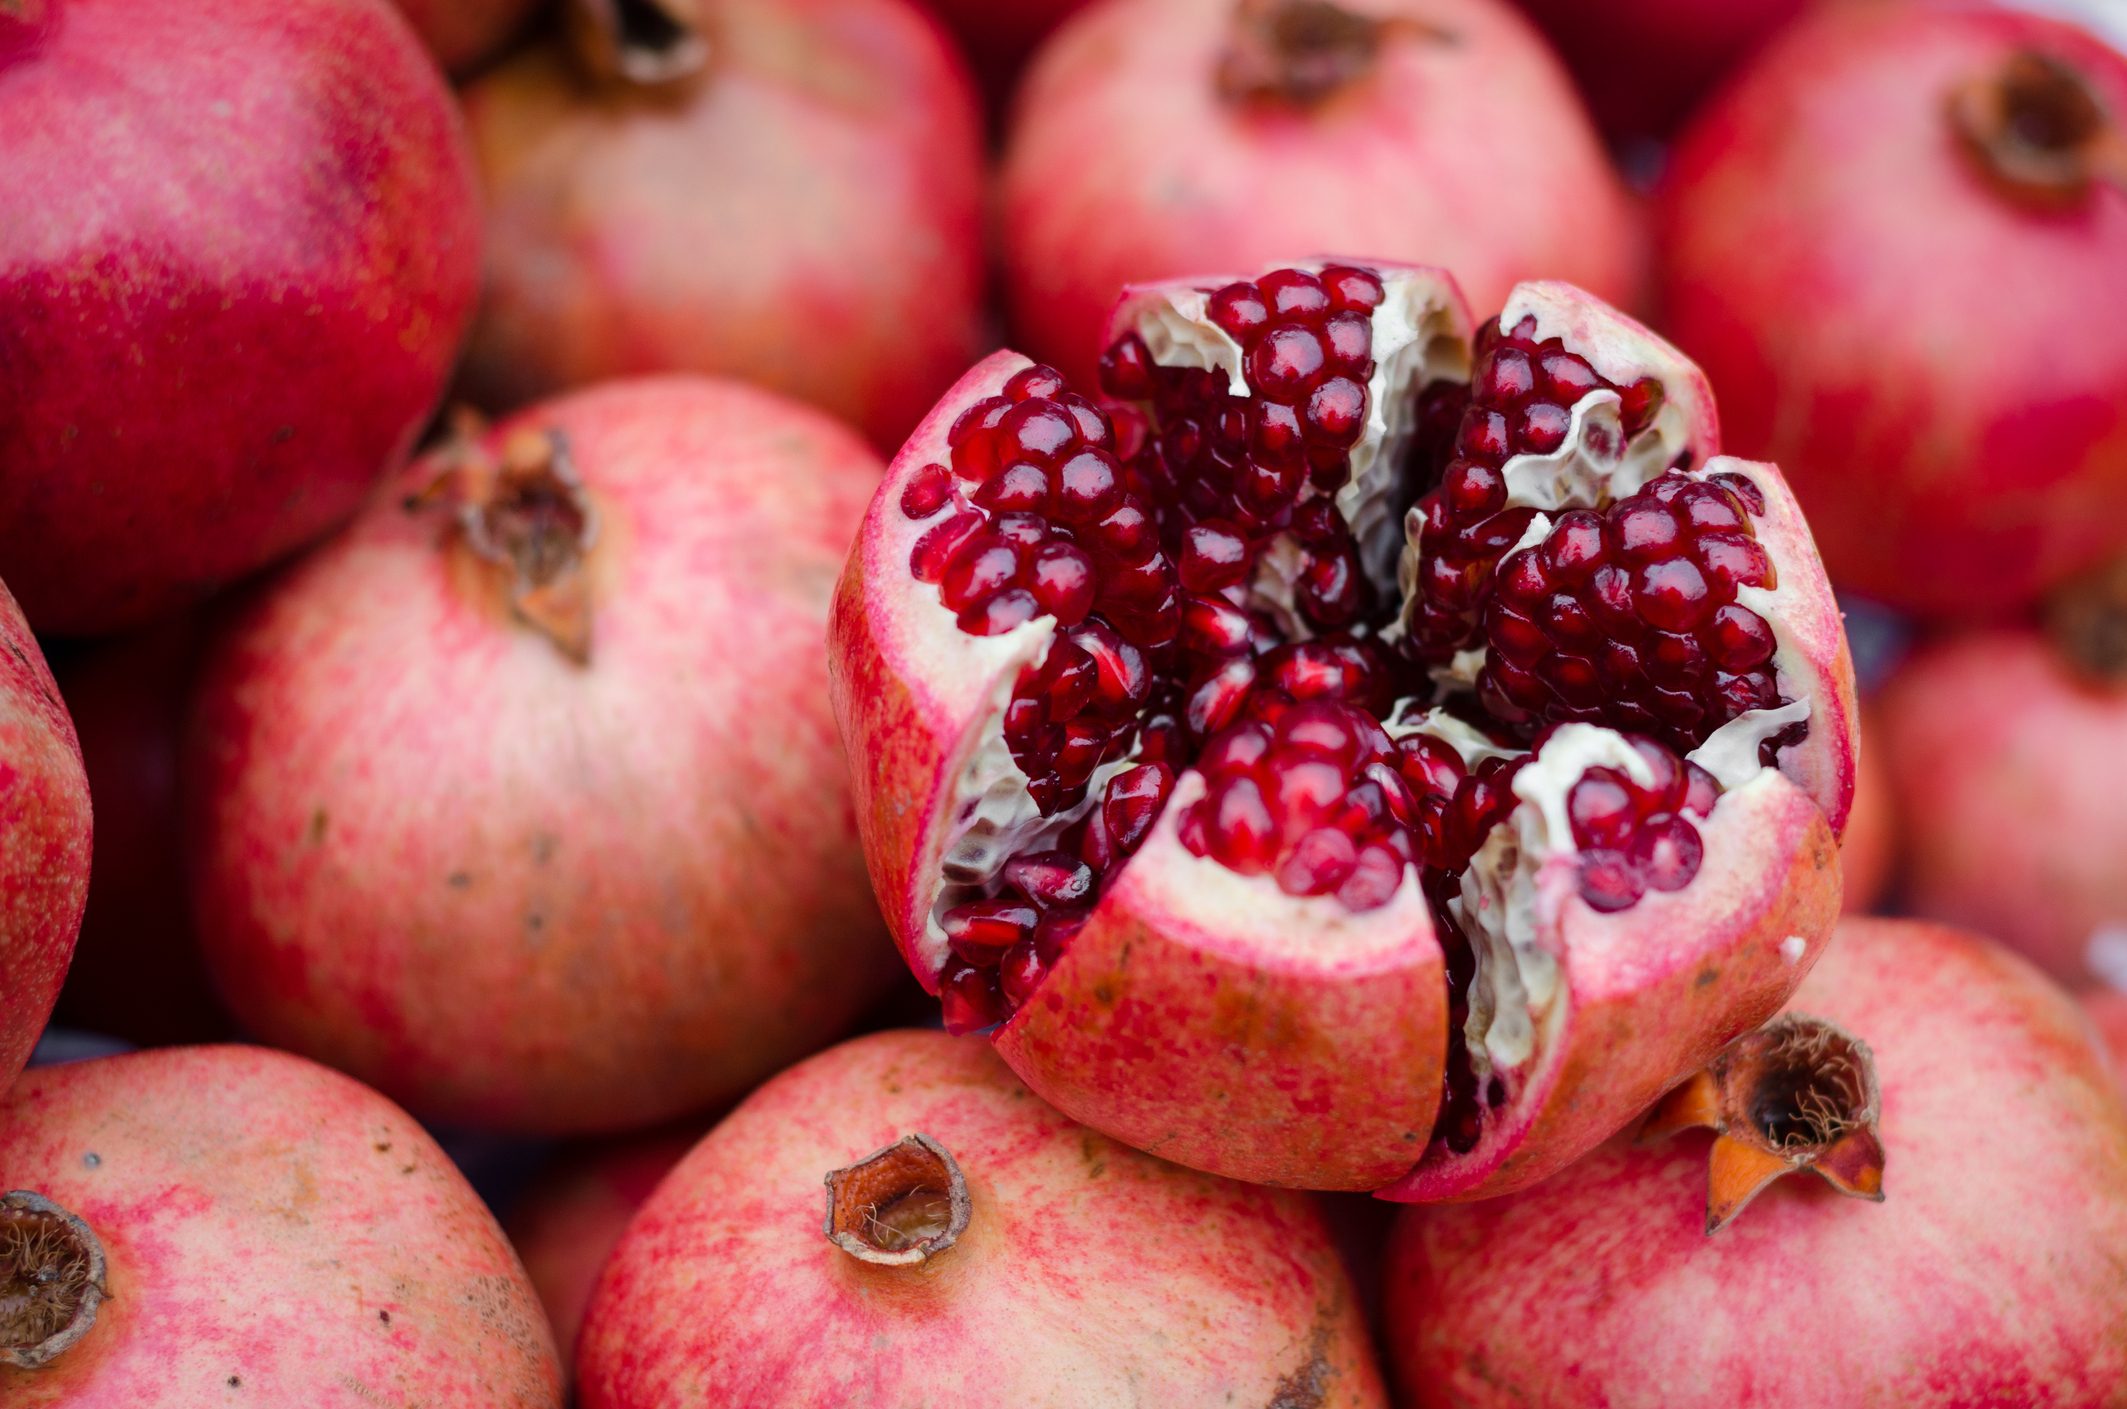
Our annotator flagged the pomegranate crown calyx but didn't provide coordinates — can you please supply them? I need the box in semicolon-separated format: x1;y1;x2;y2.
1216;0;1455;111
823;1133;971;1267
1949;48;2127;208
0;1191;106;1371
565;0;709;88
1641;1014;1886;1235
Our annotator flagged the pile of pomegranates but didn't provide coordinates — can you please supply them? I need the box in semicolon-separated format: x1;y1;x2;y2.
833;257;1857;1195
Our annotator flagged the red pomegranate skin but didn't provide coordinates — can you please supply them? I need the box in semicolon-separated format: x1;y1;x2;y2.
50;621;230;1046
1384;918;2127;1407
0;577;91;1093
577;1029;1388;1407
1656;5;2127;617
458;0;987;452
185;377;900;1134
0;1045;561;1405
1839;707;1893;915
2087;990;2127;1101
1878;630;2127;988
0;0;481;637
999;0;1642;389
505;1131;695;1375
388;0;539;73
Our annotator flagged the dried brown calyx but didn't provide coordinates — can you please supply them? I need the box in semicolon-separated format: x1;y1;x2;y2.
1641;1014;1886;1234
2046;556;2127;684
1216;0;1454;110
1950;48;2127;208
822;1133;970;1267
566;0;708;86
0;1191;105;1371
411;415;601;664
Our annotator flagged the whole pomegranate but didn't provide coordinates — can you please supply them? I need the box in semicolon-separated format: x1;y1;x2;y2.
1382;918;2127;1406
2087;989;2127;1099
998;0;1642;391
0;581;91;1094
1838;707;1893;915
576;1029;1388;1406
457;0;987;451
1512;0;1814;141
1657;4;2127;617
832;259;1857;1195
1878;621;2127;989
50;623;228;1046
186;378;900;1134
505;1132;694;1374
389;0;539;73
0;0;480;636
0;1045;562;1401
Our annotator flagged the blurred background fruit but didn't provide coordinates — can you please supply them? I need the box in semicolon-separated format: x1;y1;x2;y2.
390;0;540;73
0;1045;563;1401
998;0;1643;389
1657;3;2127;618
2087;988;2127;1098
184;378;899;1134
922;0;1091;109
0;581;90;1096
0;0;481;636
47;621;231;1047
457;0;987;450
576;1029;1389;1407
1383;918;2127;1406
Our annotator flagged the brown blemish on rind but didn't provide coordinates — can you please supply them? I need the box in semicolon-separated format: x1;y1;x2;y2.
823;1133;970;1267
1267;1325;1335;1409
0;1191;106;1371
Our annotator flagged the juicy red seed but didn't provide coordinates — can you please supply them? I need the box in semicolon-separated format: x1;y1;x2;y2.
1029;542;1096;625
1208;281;1270;340
1005;365;1067;402
992;512;1047;550
1443;461;1506;519
1542;510;1605;583
1635;558;1714;632
1305;377;1367;444
1071;622;1149;710
1633;815;1703;892
1186;655;1258;738
1712;470;1766;514
1092;500;1157;563
1611;502;1682;561
910;511;984;584
949;396;1009;449
1003;401;1077;459
940;536;1020;611
980;461;1050;512
959;589;1039;636
1276;828;1357;897
1246;326;1327;401
1475;347;1534;405
1181;594;1256;658
1515;401;1572;455
1457;411;1511;463
1324;312;1373;369
1257;267;1330;320
1179;520;1251;592
1104;761;1174;854
1706;604;1776;669
939;964;1005;1033
1619;377;1665;435
1568;770;1636;848
1056;392;1112;448
1199;774;1278;871
1053;449;1120;523
1698;533;1775;592
1319;264;1384;311
1577;852;1645;913
900;464;950;519
1099;334;1154;399
1004;851;1095;909
1537;350;1602;402
942;899;1037;962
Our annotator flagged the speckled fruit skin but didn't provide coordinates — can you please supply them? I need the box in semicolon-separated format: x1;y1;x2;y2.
389;0;538;72
50;622;229;1046
1839;708;1893;915
999;0;1642;390
0;1045;562;1405
2087;990;2127;1100
505;1132;694;1375
1879;630;2127;989
1384;918;2127;1408
576;1030;1388;1407
1656;5;2127;618
185;377;899;1134
0;579;91;1094
458;0;986;452
0;0;481;637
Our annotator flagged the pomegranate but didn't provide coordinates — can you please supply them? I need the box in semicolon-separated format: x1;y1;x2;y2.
1839;706;1893;915
1878;612;2127;989
457;0;987;451
831;259;1857;1195
49;622;229;1046
0;1045;562;1401
998;0;1643;391
1382;918;2127;1405
388;0;539;73
1511;0;1814;142
185;378;900;1134
2086;989;2127;1099
0;0;480;637
1656;4;2127;617
576;1029;1388;1406
505;1132;694;1374
0;580;91;1095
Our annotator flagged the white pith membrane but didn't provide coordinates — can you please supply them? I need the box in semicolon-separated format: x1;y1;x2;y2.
903;274;1825;1158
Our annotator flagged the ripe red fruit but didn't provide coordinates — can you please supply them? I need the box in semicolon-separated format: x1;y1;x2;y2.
1383;919;2127;1406
0;0;480;636
186;379;899;1133
998;0;1642;390
832;260;1857;1196
1879;622;2127;988
1657;4;2127;617
2087;989;2127;1100
49;622;229;1046
0;580;91;1094
505;1132;695;1375
387;0;538;72
0;1045;562;1400
575;1030;1389;1406
457;0;987;451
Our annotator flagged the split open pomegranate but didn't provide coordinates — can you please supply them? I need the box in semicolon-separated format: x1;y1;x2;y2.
830;260;1856;1197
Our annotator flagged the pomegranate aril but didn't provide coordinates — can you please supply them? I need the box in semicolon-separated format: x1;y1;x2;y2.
1277;828;1357;897
1305;377;1367;444
911;511;984;584
1633;815;1703;892
1324;311;1373;370
1698;533;1774;592
1568;770;1636;848
940;537;1020;611
1052;449;1120;523
1577;851;1646;913
1180;520;1251;592
1711;470;1765;514
1247;326;1327;401
1634;558;1713;632
1200;774;1278;871
1103;761;1174;855
1257;267;1330;321
959;590;1038;636
1515;400;1572;455
1706;604;1776;669
1004;365;1066;401
1055;392;1112;448
1537;349;1602;402
1004;851;1095;910
941;899;1036;963
1475;346;1535;404
996;939;1048;1009
1619;377;1665;435
1611;502;1682;562
1208;282;1269;340
1028;542;1095;625
900;464;950;519
1002;400;1077;460
939;964;1004;1034
1091;499;1157;563
1186;656;1257;738
1458;411;1511;463
1181;594;1256;658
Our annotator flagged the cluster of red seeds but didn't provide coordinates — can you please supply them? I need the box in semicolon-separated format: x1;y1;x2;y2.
1405;316;1665;663
1479;471;1783;751
1566;734;1722;913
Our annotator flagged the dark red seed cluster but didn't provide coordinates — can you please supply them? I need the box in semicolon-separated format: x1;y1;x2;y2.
1478;470;1783;752
1567;734;1721;912
1405;315;1664;663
